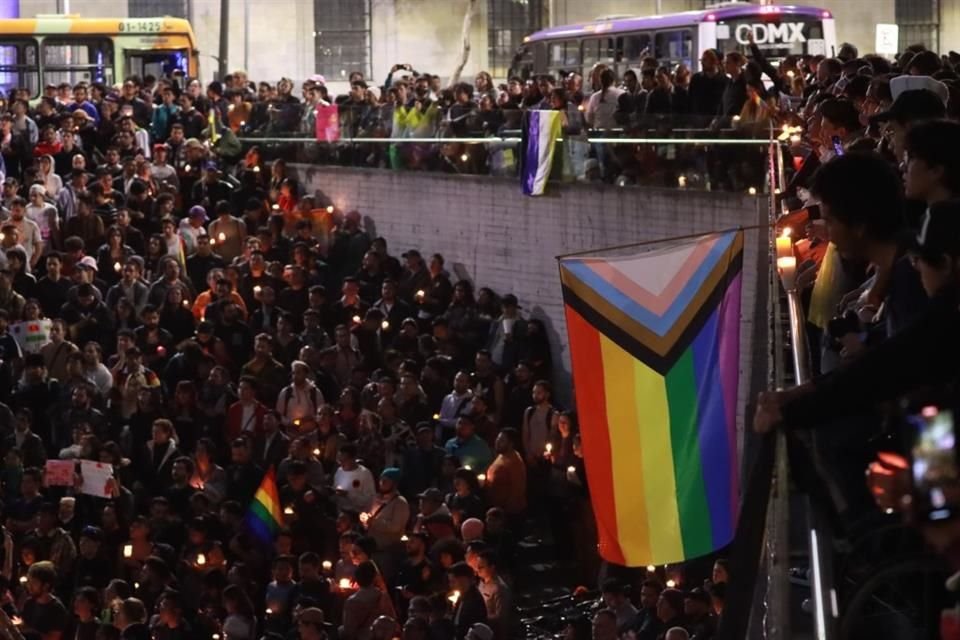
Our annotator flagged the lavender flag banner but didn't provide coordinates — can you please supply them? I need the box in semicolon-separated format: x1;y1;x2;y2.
521;110;563;196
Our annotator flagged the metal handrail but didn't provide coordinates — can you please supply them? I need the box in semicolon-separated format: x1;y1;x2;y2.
237;135;772;145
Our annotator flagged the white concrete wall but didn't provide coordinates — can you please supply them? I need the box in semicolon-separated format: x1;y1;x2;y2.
19;0;128;17
287;164;767;433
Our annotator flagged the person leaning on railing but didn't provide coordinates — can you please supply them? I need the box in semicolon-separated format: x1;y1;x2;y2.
754;198;960;434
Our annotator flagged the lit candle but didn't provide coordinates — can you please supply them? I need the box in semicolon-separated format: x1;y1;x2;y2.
253;165;260;172
293;418;301;427
666;579;677;588
790;133;801;144
567;466;576;474
448;590;461;605
196;553;206;566
272;204;280;210
209;236;216;246
134;582;140;589
359;512;370;525
463;464;472;471
322;560;333;571
18;576;26;584
381;320;390;330
184;164;191;172
338;578;352;590
732;115;741;123
432;413;440;420
400;535;409;542
156;345;166;357
476;473;486;486
786;69;796;79
283;506;294;515
182;299;190;308
677;176;687;188
253;285;262;295
352;315;361;324
114;261;122;272
775;229;793;261
217;232;226;242
265;607;272;615
777;256;797;290
647;565;656;572
11;616;21;626
123;544;133;558
545;443;553;456
313;448;321;456
748;186;757;196
213;634;221;640
326;205;334;214
460;153;468;162
415;290;425;301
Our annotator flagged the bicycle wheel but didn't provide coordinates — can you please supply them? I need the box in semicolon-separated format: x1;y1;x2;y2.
840;556;950;640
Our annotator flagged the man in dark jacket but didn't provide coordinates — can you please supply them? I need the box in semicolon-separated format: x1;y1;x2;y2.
450;562;487;640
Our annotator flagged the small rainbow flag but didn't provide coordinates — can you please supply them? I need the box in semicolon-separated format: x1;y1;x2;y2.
559;230;743;566
244;467;283;544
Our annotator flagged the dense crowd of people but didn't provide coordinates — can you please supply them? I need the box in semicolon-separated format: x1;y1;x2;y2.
0;20;959;640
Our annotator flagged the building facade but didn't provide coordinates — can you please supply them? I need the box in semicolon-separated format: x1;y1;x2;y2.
9;0;956;85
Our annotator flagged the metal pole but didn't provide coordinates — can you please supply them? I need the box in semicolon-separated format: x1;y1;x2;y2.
218;0;229;80
243;0;250;74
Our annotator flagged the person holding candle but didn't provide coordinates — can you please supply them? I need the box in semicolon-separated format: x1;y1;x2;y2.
339;561;394;640
207;200;246;264
448;562;487;640
365;468;410;571
484;429;526;527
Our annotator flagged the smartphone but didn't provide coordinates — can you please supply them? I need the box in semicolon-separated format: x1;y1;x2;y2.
831;135;844;157
909;406;960;522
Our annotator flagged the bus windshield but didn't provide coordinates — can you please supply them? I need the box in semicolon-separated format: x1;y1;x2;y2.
715;16;827;60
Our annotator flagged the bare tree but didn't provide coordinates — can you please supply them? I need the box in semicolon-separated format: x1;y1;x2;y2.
448;0;479;86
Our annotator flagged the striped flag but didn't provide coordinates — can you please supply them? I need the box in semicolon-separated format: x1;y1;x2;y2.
244;467;283;545
559;230;743;566
520;110;563;196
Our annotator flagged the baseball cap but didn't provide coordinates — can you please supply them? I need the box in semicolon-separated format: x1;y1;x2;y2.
502;293;521;309
188;205;208;220
80;526;102;542
417;488;444;503
203;160;219;171
467;623;494;640
870;88;946;126
77;255;98;272
297;608;325;626
913;200;960;260
153;142;169;152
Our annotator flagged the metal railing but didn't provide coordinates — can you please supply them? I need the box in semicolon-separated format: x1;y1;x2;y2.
767;124;837;640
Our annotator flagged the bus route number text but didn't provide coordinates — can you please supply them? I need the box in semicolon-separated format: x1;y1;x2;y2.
118;20;163;34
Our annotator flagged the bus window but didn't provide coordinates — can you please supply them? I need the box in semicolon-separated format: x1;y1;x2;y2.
42;39;114;87
510;44;535;80
623;34;652;64
582;37;616;69
715;18;824;60
0;40;39;98
548;39;580;73
126;50;189;80
655;30;693;64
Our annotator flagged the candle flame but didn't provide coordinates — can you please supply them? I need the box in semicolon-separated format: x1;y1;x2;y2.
196;553;206;566
123;544;133;557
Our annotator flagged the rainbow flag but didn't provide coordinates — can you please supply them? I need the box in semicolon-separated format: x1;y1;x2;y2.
244;467;283;544
559;230;743;566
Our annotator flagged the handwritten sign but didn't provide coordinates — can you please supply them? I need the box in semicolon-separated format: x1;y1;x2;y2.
44;460;74;487
79;460;114;498
9;319;51;354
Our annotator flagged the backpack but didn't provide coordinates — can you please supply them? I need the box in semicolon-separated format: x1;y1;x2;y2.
281;385;321;416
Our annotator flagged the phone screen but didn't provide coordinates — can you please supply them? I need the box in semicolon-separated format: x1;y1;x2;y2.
831;136;844;157
910;407;959;522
